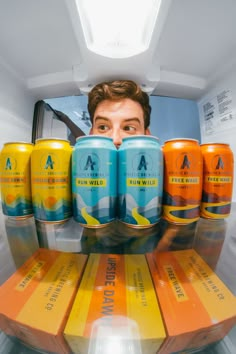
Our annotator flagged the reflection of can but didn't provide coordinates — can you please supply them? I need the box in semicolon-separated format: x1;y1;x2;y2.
162;138;203;224
4;216;39;268
200;143;234;219
194;218;227;269
0;142;33;217
31;138;72;222
81;220;160;254
35;218;82;252
156;220;197;252
118;136;163;227
72;136;117;227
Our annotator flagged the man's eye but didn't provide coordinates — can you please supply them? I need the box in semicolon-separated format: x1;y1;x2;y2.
123;126;136;132
98;124;109;131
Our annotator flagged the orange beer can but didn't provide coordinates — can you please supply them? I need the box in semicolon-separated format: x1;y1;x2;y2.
200;143;234;219
162;138;203;224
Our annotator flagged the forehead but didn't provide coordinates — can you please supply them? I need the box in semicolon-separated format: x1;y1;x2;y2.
94;98;144;120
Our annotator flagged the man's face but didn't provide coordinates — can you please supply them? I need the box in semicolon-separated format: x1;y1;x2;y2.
90;98;150;147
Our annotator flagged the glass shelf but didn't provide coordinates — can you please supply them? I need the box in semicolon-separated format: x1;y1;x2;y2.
0;204;236;353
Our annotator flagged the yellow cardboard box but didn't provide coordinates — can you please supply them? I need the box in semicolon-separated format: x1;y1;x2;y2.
64;253;166;354
146;249;236;354
0;248;87;354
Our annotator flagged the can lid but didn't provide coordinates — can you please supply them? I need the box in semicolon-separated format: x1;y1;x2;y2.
75;135;113;142
164;138;199;144
35;137;70;143
4;141;34;146
122;135;160;142
200;142;229;146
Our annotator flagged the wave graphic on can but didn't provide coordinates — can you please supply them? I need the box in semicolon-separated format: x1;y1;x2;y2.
119;193;162;227
163;204;200;224
73;194;116;227
200;201;231;219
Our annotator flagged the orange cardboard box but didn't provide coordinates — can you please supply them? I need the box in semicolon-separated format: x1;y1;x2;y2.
146;249;236;354
64;253;166;354
0;248;87;354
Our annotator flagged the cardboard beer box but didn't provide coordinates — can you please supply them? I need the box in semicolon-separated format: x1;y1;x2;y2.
0;248;87;354
64;253;166;354
146;249;236;354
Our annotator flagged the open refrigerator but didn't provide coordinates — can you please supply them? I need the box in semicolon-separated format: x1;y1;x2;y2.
1;1;236;353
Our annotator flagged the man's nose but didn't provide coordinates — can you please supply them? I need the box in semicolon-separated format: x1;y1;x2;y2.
112;129;123;148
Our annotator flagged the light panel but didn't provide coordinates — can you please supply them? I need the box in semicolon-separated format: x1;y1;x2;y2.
75;0;162;58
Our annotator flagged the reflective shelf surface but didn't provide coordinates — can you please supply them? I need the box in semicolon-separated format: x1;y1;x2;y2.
0;204;236;354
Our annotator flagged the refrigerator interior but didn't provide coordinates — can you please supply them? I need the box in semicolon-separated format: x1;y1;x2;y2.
1;0;236;353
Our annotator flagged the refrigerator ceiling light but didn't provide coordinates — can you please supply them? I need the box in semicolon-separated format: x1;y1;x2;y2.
75;0;162;59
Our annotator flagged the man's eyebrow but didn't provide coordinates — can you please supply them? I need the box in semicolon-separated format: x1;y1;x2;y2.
94;116;109;122
122;118;142;124
94;116;142;124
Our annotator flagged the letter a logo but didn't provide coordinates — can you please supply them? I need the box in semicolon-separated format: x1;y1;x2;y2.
138;155;147;170
180;155;190;169
5;158;12;170
44;155;54;169
84;155;96;170
216;157;224;169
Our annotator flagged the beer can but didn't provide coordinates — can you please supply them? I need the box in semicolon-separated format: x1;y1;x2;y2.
118;135;163;227
0;142;33;218
162;138;203;224
200;142;234;219
31;138;72;222
72;136;117;227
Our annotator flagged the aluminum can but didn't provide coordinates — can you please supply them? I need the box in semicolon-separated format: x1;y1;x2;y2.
31;138;72;222
162;138;203;224
72;136;117;227
118;136;163;227
0;142;33;217
200;143;234;219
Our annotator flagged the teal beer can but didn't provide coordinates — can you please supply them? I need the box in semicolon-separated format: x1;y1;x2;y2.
72;136;117;227
118;136;163;227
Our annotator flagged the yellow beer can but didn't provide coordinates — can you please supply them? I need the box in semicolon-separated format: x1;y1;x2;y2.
31;138;72;222
0;142;33;217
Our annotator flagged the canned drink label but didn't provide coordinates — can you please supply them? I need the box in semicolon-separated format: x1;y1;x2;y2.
72;136;117;226
163;139;203;224
118;136;163;227
31;139;72;222
200;143;234;219
0;142;33;217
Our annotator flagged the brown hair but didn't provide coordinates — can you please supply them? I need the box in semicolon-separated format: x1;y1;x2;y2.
87;80;151;129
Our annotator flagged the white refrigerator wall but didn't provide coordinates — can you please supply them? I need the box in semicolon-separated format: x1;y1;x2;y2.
0;60;35;150
0;60;35;246
198;67;236;202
